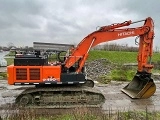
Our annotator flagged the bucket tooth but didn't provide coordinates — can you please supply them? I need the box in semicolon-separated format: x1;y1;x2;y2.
121;75;156;99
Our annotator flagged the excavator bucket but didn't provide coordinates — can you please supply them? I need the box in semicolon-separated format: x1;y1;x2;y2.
121;75;156;99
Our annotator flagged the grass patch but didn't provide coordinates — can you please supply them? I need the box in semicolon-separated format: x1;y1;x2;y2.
5;51;15;56
98;74;112;84
118;110;160;120
88;50;160;83
5;58;14;65
48;54;57;62
0;72;7;79
3;107;160;120
98;65;136;83
110;66;136;81
88;50;137;64
88;50;160;64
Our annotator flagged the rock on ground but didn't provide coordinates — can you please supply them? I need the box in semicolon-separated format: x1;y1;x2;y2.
86;58;115;81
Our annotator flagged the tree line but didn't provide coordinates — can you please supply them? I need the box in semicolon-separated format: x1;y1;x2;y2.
92;43;138;52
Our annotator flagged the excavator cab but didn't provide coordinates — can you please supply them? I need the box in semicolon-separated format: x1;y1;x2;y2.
122;72;156;98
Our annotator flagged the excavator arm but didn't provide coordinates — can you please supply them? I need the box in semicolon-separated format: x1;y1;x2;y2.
65;17;156;99
65;17;154;73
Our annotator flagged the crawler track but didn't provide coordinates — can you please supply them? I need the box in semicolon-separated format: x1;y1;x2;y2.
16;86;105;108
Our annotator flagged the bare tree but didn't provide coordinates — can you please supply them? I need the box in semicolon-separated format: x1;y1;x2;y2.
7;42;15;49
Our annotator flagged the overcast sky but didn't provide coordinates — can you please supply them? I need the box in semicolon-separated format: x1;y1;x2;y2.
0;0;159;48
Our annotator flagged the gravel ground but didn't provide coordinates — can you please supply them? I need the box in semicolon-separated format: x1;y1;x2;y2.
1;80;160;112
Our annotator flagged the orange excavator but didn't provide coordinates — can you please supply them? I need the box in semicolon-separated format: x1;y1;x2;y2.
7;17;156;108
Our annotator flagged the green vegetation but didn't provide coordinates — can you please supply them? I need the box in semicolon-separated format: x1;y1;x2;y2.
5;58;14;65
4;107;160;120
88;50;137;64
98;74;112;84
5;51;15;56
48;54;57;62
99;66;137;83
118;110;160;120
0;72;7;79
88;50;160;64
110;67;136;81
88;50;160;83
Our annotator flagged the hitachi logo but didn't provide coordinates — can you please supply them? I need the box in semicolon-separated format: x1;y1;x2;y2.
118;31;135;36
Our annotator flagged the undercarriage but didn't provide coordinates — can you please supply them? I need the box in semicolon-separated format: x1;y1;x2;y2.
16;86;105;108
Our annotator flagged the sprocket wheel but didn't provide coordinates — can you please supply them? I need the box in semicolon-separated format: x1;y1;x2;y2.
16;94;33;106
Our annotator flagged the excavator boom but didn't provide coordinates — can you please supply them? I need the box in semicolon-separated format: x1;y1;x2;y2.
65;17;155;98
